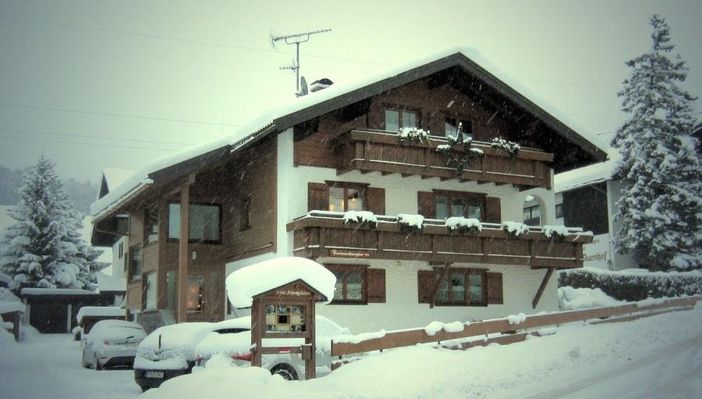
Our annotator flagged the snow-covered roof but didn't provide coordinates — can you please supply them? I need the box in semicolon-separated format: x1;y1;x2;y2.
102;168;136;192
0;272;11;286
0;287;23;314
91;47;606;220
96;269;126;292
20;288;98;296
226;257;336;308
554;157;619;193
76;306;124;323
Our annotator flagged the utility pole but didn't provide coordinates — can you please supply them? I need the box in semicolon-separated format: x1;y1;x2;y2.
271;28;331;93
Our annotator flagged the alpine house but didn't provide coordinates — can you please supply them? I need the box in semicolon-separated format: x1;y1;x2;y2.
90;48;607;333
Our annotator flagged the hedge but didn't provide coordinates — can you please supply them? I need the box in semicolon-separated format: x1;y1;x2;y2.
558;267;702;302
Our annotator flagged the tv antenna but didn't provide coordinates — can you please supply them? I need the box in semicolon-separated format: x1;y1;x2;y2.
271;28;331;94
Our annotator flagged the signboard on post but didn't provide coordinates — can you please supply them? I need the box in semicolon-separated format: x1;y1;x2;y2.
250;280;326;380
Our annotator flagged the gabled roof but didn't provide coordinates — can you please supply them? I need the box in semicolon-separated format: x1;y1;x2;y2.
91;47;607;221
97;168;136;199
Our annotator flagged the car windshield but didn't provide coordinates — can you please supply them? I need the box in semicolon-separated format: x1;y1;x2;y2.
214;328;249;334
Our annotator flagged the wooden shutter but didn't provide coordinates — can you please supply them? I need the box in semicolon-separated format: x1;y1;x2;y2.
366;187;385;215
417;270;435;303
486;272;503;304
366;269;386;303
417;192;435;218
484;197;501;223
308;183;329;211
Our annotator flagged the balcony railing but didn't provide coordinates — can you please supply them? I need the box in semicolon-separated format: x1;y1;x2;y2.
334;129;553;189
286;211;592;269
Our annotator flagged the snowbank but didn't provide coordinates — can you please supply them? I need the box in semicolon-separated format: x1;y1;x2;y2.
226;257;336;308
558;286;622;310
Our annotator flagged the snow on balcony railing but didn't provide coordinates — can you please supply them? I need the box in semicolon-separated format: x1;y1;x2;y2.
292;211;590;237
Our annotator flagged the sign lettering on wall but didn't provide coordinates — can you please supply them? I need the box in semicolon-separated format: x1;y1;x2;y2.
329;249;370;258
583;233;611;270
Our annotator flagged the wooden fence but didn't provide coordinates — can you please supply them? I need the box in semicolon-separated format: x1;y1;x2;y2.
331;296;700;358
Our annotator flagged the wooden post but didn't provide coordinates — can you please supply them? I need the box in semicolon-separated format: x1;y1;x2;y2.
177;179;191;323
429;263;451;309
532;267;555;309
307;298;316;380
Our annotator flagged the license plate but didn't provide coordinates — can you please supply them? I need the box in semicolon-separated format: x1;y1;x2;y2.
145;371;164;379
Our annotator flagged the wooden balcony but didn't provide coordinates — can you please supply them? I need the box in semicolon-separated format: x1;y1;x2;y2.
334;130;553;189
286;212;592;269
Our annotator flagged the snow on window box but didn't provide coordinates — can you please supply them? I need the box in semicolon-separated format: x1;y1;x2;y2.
397;214;424;231
226;257;337;308
398;127;429;146
445;217;482;234
502;221;529;238
542;225;569;239
342;210;378;229
490;137;521;158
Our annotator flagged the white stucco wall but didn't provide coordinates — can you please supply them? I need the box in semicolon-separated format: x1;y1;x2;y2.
315;259;558;333
606;180;637;270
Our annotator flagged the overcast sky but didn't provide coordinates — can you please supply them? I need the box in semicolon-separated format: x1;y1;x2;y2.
1;0;700;182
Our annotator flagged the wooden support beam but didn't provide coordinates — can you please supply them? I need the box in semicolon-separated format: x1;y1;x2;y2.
532;267;554;309
177;175;194;323
429;263;451;309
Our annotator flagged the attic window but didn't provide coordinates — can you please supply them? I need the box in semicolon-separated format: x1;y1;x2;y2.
385;108;418;131
444;118;472;139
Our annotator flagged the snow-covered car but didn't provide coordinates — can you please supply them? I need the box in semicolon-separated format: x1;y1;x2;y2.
133;322;214;392
194;315;349;380
81;319;146;370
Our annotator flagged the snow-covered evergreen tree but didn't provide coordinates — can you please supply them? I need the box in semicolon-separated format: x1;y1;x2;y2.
611;15;702;270
0;156;103;292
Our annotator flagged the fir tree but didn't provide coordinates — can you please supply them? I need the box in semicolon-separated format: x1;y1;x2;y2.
611;15;702;270
0;156;103;292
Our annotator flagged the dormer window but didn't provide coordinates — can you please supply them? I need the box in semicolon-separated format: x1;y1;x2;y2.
384;108;418;131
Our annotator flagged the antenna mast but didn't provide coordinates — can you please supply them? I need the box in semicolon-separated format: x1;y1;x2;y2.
271;28;331;93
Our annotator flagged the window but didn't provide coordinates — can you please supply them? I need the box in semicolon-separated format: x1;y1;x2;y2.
240;194;252;231
186;276;204;312
555;203;563;219
168;203;221;243
444;117;472;139
166;271;176;311
435;268;486;306
128;245;142;281
328;183;365;212
326;265;367;303
118;241;124;259
523;204;541;226
144;272;158;310
384;108;418;131
435;192;484;220
144;205;159;244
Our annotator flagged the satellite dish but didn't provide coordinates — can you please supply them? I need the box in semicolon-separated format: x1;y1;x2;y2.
297;76;309;97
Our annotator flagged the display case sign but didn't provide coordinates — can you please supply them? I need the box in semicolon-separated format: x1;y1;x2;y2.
250;279;328;380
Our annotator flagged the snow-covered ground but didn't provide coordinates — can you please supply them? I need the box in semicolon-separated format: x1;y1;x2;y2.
0;331;141;399
1;303;700;398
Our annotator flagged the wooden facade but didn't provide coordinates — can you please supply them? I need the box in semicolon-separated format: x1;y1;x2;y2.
122;137;278;323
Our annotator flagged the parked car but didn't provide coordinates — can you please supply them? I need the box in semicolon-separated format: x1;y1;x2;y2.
81;319;146;370
194;315;349;380
133;322;214;392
